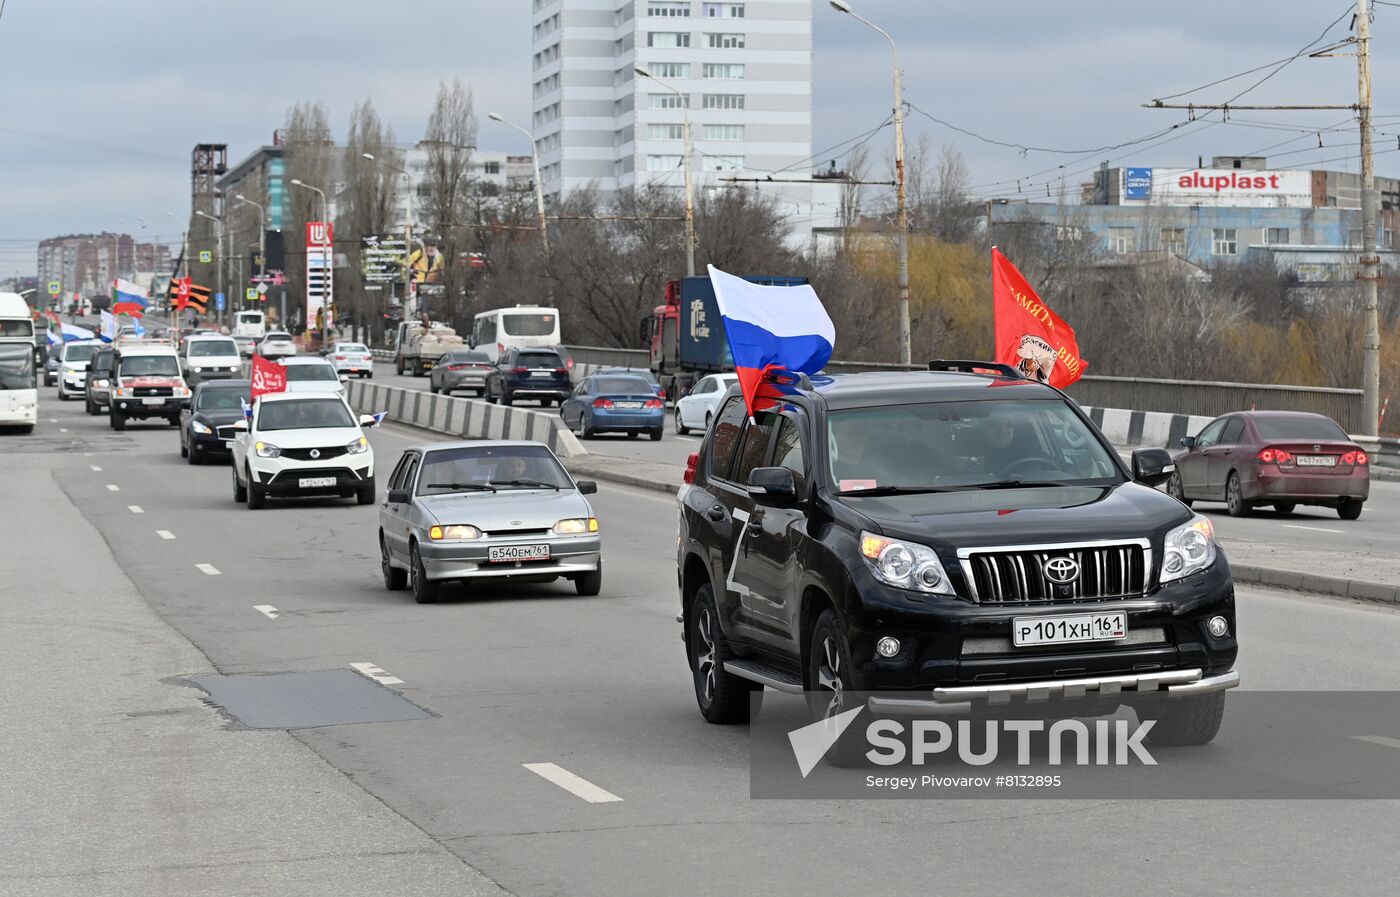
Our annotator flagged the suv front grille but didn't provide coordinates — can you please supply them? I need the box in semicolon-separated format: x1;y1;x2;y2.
133;386;173;397
961;542;1149;604
281;446;348;461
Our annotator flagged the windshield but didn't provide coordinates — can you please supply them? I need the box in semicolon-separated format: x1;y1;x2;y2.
283;363;339;382
602;368;657;384
594;377;653;395
417;444;573;495
446;351;490;364
335;344;368;353
0;320;35;338
257;398;354;431
238;313;262;324
190;340;238;357
827;399;1120;492
196;386;250;411
265;333;292;343
1253;416;1348;440
62;344;99;364
119;355;180;377
0;344;35;389
502;312;556;337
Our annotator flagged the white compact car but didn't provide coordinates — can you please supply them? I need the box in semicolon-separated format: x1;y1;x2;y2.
257;331;297;359
279;356;345;395
672;373;739;435
230;392;378;509
56;339;103;401
181;333;242;385
327;342;374;378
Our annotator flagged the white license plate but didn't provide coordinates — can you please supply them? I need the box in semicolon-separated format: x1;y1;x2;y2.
141;397;165;405
1296;455;1337;467
616;401;643;409
488;544;550;563
299;476;337;488
1012;612;1127;647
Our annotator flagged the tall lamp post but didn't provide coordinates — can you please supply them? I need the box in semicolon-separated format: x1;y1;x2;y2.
290;178;330;341
193;209;224;327
486;112;550;255
830;0;910;365
631;69;695;277
234;194;267;317
361;152;415;326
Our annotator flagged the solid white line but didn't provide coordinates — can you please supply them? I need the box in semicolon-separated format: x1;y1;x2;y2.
522;763;623;803
196;563;221;575
254;605;279;620
156;530;175;540
128;505;143;514
1353;735;1400;751
105;484;119;492
59;428;68;433
1281;524;1345;535
90;465;102;471
349;662;405;686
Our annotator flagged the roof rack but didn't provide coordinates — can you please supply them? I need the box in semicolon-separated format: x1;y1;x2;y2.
762;368;813;390
927;360;1024;379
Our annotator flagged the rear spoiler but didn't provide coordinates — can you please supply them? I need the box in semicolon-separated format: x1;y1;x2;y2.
928;359;1024;379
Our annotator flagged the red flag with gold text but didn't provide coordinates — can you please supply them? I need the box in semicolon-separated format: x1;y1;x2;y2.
250;354;287;401
991;247;1087;388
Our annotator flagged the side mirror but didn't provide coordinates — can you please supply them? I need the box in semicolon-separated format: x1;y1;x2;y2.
747;467;797;502
387;488;410;504
576;479;598;495
1180;435;1197;449
359;414;378;428
339;373;350;382
231;419;249;431
1132;448;1175;487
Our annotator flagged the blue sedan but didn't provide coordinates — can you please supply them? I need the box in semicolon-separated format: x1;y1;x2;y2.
560;374;665;440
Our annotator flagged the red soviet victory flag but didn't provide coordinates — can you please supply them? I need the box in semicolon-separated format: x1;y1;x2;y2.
250;354;287;400
991;247;1087;388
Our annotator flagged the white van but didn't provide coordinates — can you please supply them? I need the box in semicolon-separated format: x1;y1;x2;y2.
180;333;243;385
469;305;562;362
234;310;266;340
0;292;39;432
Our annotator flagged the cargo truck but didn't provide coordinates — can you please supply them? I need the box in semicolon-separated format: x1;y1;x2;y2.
394;320;465;376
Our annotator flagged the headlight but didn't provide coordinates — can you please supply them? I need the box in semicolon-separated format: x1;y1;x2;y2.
115;387;131;397
346;436;369;454
429;524;481;541
191;420;213;435
552;517;600;535
860;531;955;595
1160;514;1217;584
175;386;191;398
192;366;203;372
96;379;109;387
254;441;281;458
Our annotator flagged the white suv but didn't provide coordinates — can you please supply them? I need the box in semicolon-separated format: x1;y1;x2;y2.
230;392;377;509
181;334;243;385
57;339;103;401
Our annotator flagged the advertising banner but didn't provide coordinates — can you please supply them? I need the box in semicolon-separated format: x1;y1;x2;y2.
305;222;334;331
1126;168;1313;208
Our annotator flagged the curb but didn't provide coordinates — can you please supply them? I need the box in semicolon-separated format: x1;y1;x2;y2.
563;460;679;496
1229;564;1399;606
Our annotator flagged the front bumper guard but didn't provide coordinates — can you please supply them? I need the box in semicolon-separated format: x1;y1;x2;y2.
866;668;1240;715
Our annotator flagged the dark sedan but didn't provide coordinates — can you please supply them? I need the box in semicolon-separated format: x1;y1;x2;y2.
429;349;493;396
180;379;252;465
1168;410;1370;519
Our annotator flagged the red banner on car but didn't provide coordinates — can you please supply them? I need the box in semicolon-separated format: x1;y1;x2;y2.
250;354;287;400
992;247;1087;388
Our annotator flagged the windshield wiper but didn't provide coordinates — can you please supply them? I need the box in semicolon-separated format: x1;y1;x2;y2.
489;479;561;491
424;482;497;493
965;480;1072;490
835;485;951;496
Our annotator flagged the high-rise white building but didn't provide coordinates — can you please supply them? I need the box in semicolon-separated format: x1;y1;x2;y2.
531;0;821;235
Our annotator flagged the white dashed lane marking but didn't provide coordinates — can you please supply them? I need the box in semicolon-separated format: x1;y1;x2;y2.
90;465;102;472
105;484;119;492
1281;524;1345;535
254;605;279;620
350;662;404;686
156;530;175;540
59;428;68;433
196;563;221;575
1353;735;1400;751
522;763;624;803
128;506;143;514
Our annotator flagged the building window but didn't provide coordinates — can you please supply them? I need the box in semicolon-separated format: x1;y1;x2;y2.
703;63;745;79
648;1;690;15
703;124;743;141
648;31;691;47
484;161;501;175
1107;227;1136;255
706;32;744;48
647;123;686;141
1264;227;1289;245
703;154;744;171
703;93;745;109
1211;228;1237;256
1160;227;1186;255
703;3;744;17
1348;227;1363;247
651;62;690;78
648;155;684;172
649;92;690;109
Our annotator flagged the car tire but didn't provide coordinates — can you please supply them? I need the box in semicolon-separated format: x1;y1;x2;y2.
381;534;407;591
574;561;602;597
395;358;404;375
541;398;553;408
1339;498;1364;520
168;415;180;428
485;384;498;405
627;431;638;439
246;469;266;509
688;583;757;724
410;543;437;604
649;428;663;442
1273;502;1296;515
807;607;866;766
110;411;126;431
57;390;68;402
1166;471;1192;508
574;415;592;439
1225;472;1252;517
501;390;513;407
674;408;690;435
704;412;713;430
180;438;189;458
429;381;438;394
356;480;375;505
1143;692;1226;746
232;466;247;503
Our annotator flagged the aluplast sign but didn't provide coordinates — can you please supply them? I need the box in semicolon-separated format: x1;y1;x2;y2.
1123;167;1313;207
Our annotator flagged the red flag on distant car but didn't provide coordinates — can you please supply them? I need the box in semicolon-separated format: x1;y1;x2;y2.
991;247;1087;388
250;354;287;400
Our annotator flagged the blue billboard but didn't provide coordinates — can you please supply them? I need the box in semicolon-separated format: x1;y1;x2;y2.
1125;168;1153;200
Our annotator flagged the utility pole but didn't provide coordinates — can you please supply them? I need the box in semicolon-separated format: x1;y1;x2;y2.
628;73;695;277
1357;0;1381;434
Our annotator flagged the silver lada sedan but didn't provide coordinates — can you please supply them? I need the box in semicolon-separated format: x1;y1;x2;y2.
378;440;602;603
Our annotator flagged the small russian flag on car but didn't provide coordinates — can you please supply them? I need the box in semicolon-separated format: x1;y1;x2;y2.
241;397;252;420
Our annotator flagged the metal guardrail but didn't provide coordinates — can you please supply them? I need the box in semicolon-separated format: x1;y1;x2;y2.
562;346;1366;432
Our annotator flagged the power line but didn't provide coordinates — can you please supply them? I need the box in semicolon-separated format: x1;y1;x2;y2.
905;101;1198;157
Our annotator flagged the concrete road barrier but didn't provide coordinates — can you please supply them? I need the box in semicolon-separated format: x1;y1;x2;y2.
346;380;587;458
1081;406;1214;450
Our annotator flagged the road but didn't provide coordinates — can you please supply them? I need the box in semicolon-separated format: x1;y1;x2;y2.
5;390;1400;895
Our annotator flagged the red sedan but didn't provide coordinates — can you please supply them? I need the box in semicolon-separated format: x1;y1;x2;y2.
1168;411;1370;519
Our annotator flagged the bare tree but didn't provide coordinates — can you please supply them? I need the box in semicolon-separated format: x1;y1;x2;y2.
420;80;478;323
932;144;976;243
282;100;335;333
339;99;399;343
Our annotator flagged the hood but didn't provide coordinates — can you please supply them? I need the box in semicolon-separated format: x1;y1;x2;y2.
842;481;1190;550
121;375;185;387
193;407;249;426
187;354;241;367
417;488;591;530
254;425;364;448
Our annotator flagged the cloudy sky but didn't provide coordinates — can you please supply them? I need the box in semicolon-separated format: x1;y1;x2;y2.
0;0;1393;276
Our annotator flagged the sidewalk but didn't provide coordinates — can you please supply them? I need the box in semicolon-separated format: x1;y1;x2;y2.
0;458;505;897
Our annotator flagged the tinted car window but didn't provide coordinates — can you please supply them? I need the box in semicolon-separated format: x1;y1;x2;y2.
62;343;99;363
1195;419;1227;448
502;312;555;336
733;413;777;486
417;444;572;495
709;397;747;481
1220;418;1245;444
257;398;354;431
190;340;238;357
593;376;653;394
119;355;180;377
389;454;414;491
283;364;339;382
774;417;806;494
446;351;490;364
196;387;250;410
517;351;563;367
1253;416;1348;440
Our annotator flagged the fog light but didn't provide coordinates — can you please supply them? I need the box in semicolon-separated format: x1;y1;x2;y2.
876;636;901;658
1207;615;1230;638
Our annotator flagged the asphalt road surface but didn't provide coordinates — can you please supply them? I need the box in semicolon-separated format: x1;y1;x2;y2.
5;388;1400;895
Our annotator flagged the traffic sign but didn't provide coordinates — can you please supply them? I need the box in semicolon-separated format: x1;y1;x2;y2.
46;281;61;296
215;292;225;312
246;288;257;301
199;250;212;264
256;282;268;295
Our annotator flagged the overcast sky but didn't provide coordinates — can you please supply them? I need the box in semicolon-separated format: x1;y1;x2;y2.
1;0;1394;275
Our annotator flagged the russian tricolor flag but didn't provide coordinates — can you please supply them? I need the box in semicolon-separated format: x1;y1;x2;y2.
707;265;834;417
111;279;148;317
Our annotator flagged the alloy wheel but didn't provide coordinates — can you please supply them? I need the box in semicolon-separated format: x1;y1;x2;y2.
816;635;844;720
694;606;716;705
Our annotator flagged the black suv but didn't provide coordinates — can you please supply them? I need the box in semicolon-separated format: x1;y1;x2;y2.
678;363;1240;745
485;346;571;407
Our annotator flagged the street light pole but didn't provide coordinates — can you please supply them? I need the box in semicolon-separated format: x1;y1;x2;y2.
1357;1;1381;434
486;112;550;255
631;70;695;277
290;178;330;341
234;194;267;316
194;210;224;327
830;0;911;365
363;152;415;329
